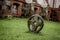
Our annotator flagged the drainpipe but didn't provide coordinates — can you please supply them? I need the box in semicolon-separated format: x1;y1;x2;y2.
31;2;36;15
53;0;55;8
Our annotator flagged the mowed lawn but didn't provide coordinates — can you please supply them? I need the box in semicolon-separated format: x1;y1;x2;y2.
0;18;60;40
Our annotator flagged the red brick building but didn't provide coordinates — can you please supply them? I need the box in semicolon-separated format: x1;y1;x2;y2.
0;0;4;17
11;0;25;17
0;0;60;22
0;0;42;17
45;0;60;21
11;0;41;17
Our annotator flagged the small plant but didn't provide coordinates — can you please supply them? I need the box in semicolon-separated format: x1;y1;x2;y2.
7;15;13;19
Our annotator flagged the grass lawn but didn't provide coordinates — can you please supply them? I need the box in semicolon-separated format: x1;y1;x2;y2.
0;18;60;40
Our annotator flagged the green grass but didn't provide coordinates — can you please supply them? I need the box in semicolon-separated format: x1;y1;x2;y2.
0;18;60;40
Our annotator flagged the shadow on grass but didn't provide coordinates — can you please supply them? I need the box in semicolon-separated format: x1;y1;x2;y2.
25;31;45;36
